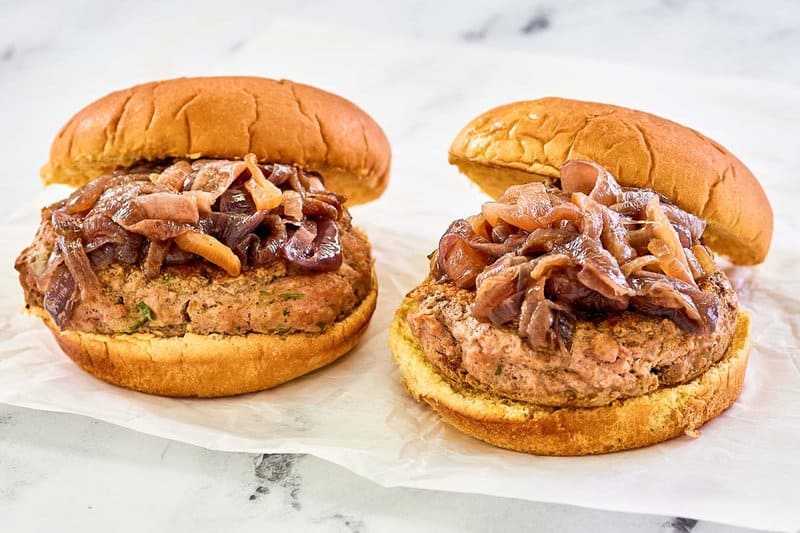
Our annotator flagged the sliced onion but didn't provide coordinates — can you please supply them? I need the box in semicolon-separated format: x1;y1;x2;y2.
212;211;268;248
467;214;491;240
306;176;325;192
174;231;241;276
244;178;283;211
648;238;696;286
251;215;287;266
244;153;284;211
472;257;524;322
282;190;303;221
561;159;622;205
302;197;339;219
572;193;636;263
121;219;193;241
628;271;717;334
692;245;718;276
65;174;112;214
558;235;633;299
287;167;306;194
621;255;660;276
662;204;707;244
153;160;192;190
644;195;692;278
560;159;601;195
436;228;491;288
184;190;214;214
530;253;573;279
142;240;170;279
683;247;704;280
189;159;248;205
545;270;629;312
57;235;100;300
282;219;343;272
267;164;293;186
524;300;573;350
481;182;552;231
43;263;78;328
164;248;196;265
51;210;83;237
518;228;575;254
37;249;64;292
427;163;723;343
218;188;255;214
131;192;199;224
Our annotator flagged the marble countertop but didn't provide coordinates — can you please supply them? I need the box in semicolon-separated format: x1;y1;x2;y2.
0;403;752;533
1;1;797;532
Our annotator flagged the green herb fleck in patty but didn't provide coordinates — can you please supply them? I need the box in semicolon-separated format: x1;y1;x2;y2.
130;301;154;333
280;292;305;300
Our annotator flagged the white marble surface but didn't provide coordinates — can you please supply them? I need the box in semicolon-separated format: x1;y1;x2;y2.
1;1;797;532
1;403;756;533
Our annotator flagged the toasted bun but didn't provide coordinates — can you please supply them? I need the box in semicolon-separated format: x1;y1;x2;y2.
449;97;772;264
42;77;391;205
32;270;377;398
389;295;751;456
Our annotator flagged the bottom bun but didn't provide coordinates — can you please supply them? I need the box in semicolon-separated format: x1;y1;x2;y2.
389;295;751;456
34;269;378;398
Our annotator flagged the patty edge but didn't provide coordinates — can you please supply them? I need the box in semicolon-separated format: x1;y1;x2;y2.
389;292;750;455
28;268;378;397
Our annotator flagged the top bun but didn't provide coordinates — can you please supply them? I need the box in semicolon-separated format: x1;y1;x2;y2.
449;97;772;265
42;76;391;205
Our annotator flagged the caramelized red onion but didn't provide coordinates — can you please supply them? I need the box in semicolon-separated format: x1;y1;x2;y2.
57;235;100;301
218;187;254;214
251;214;289;265
153;160;192;190
434;158;722;350
282;218;343;272
43;264;78;328
142;240;170;279
64;174;113;214
38;156;347;326
437;221;491;288
628;271;720;334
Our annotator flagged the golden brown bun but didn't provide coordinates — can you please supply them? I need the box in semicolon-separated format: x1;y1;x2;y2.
42;77;391;205
449;97;772;265
32;270;377;398
389;295;751;456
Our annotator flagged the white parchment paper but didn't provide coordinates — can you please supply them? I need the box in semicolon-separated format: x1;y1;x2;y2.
1;18;799;531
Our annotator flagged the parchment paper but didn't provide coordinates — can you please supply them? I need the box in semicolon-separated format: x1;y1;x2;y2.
1;18;798;532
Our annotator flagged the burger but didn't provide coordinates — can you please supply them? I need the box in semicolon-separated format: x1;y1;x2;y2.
389;97;772;455
15;76;390;397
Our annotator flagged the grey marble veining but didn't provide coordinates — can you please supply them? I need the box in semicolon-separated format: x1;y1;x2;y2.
284;0;800;85
0;1;794;531
1;404;758;533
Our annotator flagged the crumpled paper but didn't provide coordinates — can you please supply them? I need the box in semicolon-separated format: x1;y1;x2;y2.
1;17;799;532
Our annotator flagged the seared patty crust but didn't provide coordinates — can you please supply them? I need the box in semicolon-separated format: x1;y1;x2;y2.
406;271;738;408
17;216;373;337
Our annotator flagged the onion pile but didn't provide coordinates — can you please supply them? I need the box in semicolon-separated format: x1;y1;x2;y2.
435;159;722;351
37;155;346;327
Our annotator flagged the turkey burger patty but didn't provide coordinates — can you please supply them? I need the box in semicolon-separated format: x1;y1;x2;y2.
17;203;373;337
406;270;737;408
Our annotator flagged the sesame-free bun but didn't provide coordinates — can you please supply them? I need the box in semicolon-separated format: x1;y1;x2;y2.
389;296;751;456
32;270;377;398
42;76;391;205
449;97;772;265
